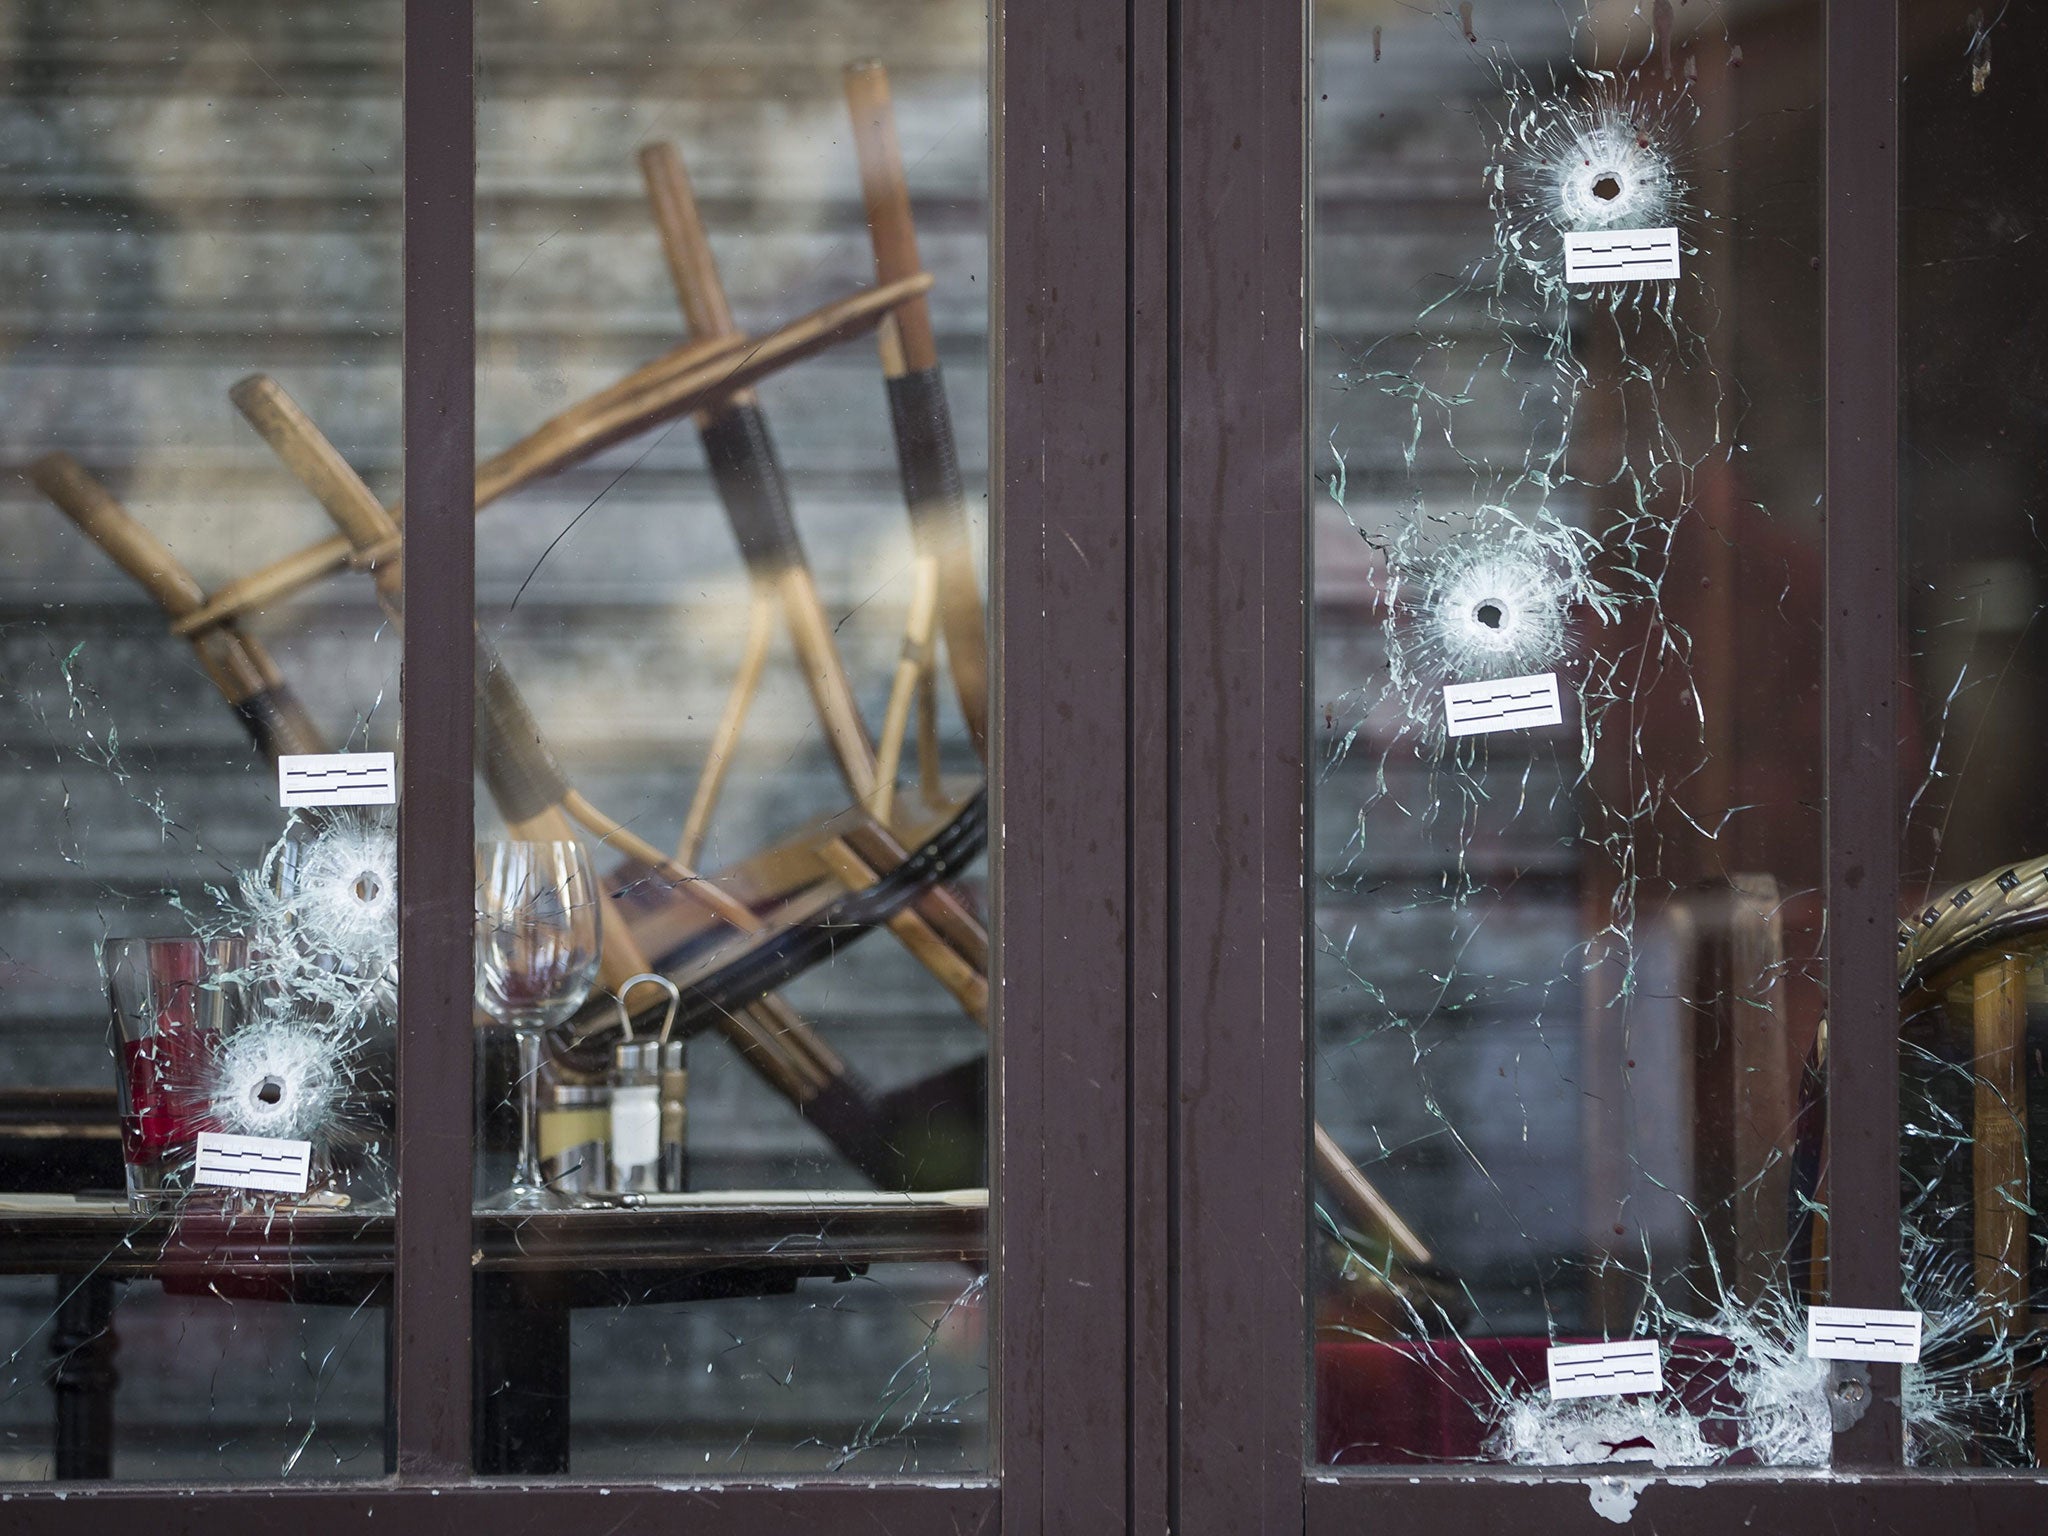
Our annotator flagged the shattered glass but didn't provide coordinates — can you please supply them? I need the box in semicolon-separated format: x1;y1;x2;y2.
0;0;990;1485
1314;0;2045;1482
1;1;402;1478
1313;0;1835;1475
1895;0;2048;1474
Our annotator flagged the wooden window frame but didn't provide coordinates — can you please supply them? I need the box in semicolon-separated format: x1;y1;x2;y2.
8;0;1139;1529
1168;1;2046;1530
17;2;2041;1532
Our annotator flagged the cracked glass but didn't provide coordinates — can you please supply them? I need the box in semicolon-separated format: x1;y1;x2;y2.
1311;0;1833;1475
2;1;401;1480
466;0;989;1476
2;0;991;1488
1313;0;2047;1483
1895;0;2045;1473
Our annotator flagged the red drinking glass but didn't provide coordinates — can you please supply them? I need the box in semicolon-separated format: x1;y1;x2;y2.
103;936;244;1208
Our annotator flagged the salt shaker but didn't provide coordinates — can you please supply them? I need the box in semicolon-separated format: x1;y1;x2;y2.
608;973;682;1195
609;1040;662;1193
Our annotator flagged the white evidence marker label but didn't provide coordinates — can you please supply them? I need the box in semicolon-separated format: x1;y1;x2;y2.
1443;672;1565;737
1806;1306;1923;1363
1564;226;1682;283
194;1132;314;1195
1546;1339;1665;1401
278;751;397;808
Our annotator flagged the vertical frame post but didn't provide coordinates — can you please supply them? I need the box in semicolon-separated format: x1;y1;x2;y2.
395;0;477;1481
1168;0;1310;1531
1823;0;1902;1468
1128;0;1176;1528
992;0;1144;1526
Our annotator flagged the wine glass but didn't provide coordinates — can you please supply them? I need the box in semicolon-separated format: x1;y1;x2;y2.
475;840;602;1208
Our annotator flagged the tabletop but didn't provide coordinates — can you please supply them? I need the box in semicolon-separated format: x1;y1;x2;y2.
0;1188;989;1282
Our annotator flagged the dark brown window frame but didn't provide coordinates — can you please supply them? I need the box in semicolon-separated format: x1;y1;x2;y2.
1171;0;2048;1531
12;2;2048;1532
7;0;1138;1528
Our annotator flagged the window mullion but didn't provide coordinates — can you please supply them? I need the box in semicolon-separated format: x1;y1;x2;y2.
394;0;478;1482
1821;0;1904;1469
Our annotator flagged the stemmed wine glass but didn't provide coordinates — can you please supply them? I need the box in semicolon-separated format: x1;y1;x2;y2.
475;840;602;1208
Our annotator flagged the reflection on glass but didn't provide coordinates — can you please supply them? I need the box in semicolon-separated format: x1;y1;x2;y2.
1311;1;1828;1471
468;0;990;1475
1;2;399;1479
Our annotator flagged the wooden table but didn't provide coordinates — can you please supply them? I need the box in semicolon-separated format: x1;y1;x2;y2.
0;1189;987;1476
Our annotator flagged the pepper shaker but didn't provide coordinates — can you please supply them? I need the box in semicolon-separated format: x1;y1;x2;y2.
538;1080;608;1197
658;1037;688;1192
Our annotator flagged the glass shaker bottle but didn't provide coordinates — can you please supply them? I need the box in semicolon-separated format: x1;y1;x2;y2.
609;973;683;1194
538;1079;608;1197
658;1036;687;1191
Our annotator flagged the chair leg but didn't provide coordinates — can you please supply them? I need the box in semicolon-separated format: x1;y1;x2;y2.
474;1274;571;1475
49;1273;117;1480
1972;955;2029;1336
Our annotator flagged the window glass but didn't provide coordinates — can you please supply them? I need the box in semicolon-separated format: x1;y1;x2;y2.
1895;0;2048;1470
1;2;401;1480
1310;0;1829;1470
468;0;990;1475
